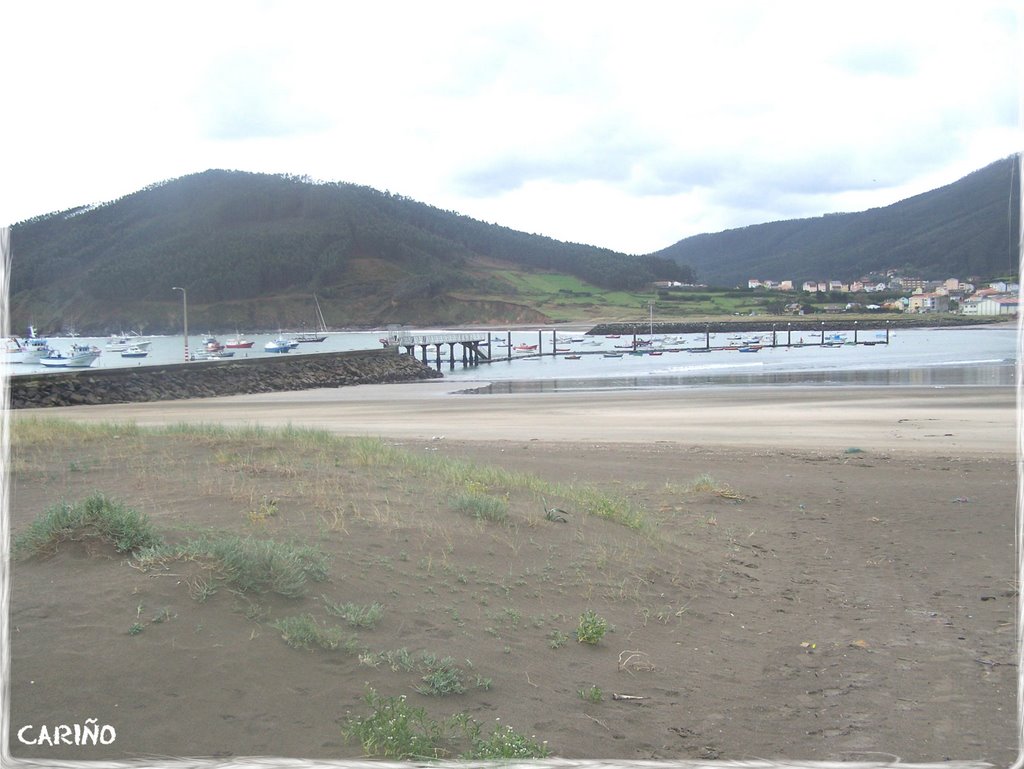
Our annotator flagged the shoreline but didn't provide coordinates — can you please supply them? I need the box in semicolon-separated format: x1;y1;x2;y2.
27;380;1017;457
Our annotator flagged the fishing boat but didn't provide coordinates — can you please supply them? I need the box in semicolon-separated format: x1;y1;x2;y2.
3;335;52;364
39;343;101;368
120;345;149;358
294;294;329;343
264;336;294;353
225;333;254;349
202;336;224;352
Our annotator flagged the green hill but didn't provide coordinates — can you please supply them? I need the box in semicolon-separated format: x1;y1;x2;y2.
649;155;1020;287
8;157;1019;334
8;171;691;334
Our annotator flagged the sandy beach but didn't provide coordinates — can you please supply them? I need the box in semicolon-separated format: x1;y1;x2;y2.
7;380;1020;763
21;380;1019;456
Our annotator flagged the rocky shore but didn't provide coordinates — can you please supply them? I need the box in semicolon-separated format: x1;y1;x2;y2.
8;348;442;409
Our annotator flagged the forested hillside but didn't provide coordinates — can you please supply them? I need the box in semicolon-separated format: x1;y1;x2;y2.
9;171;690;333
650;156;1020;286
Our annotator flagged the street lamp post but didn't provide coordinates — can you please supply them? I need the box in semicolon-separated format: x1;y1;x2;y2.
172;286;189;362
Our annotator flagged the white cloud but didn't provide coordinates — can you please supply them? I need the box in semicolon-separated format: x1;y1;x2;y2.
2;0;1019;254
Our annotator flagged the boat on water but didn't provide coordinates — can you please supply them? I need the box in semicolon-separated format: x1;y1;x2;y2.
738;346;761;353
264;336;294;353
192;348;236;361
202;336;224;352
294;294;329;343
106;333;151;352
4;335;52;364
39;343;102;368
121;345;149;358
513;344;538;351
225;333;254;349
603;352;623;358
564;354;582;360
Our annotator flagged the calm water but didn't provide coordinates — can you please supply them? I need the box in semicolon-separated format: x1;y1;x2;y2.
440;326;1019;391
7;326;1019;391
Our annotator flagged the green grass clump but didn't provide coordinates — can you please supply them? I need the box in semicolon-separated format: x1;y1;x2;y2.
415;655;467;696
141;536;327;597
341;687;550;760
341;688;445;760
272;614;356;651
322;598;385;628
457;719;550;760
451;492;509;523
575;609;609;645
14;493;162;558
578;684;603;702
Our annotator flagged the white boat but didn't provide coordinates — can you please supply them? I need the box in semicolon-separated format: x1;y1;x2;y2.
264;336;293;353
106;333;151;352
191;348;236;361
121;345;149;358
4;336;52;364
39;344;102;368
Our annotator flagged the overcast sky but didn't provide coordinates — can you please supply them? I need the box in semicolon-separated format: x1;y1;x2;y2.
3;1;1020;254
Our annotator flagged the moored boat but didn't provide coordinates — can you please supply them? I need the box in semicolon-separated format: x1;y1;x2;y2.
121;345;149;358
39;343;102;368
225;333;254;349
4;336;53;364
202;336;224;352
264;336;293;353
294;294;330;343
106;333;151;352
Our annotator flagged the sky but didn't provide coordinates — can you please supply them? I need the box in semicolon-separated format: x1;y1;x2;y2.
2;0;1021;255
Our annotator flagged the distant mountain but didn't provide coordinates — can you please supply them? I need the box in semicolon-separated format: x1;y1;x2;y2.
8;171;692;334
7;158;1019;334
649;156;1020;287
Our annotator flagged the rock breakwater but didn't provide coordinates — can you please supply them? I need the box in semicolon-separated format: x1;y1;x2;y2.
8;349;442;409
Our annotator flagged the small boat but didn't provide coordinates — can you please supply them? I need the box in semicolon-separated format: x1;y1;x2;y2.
564;354;582;360
225;333;255;349
648;350;663;356
603;352;623;358
688;348;712;354
513;344;538;351
192;348;236;361
202;336;224;352
106;333;151;352
39;343;101;368
264;336;293;353
738;346;761;353
121;345;149;358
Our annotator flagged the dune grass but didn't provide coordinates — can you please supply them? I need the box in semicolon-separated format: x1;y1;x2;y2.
13;417;647;530
13;493;163;557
